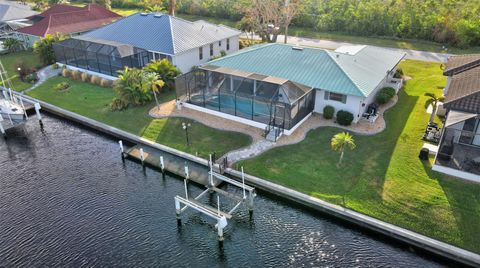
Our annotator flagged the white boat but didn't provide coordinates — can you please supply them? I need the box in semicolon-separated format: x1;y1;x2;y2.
0;99;25;121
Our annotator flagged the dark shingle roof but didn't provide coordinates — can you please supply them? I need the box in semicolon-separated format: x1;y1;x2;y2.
80;13;240;55
443;54;480;76
444;66;480;113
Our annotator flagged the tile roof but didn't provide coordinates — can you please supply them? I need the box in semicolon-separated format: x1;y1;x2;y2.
208;44;405;97
444;66;480;113
17;4;120;37
0;0;38;21
80;13;241;55
443;54;480;76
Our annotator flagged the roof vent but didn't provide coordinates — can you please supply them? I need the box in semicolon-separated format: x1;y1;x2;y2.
336;54;340;58
154;13;163;18
292;46;303;51
140;12;148;16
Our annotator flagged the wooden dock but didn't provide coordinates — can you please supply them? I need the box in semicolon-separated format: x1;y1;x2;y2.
125;145;221;186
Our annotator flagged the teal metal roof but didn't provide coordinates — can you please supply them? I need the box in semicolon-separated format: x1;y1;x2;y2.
208;43;405;97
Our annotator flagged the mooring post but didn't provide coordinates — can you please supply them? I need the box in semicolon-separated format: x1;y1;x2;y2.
0;115;5;138
118;140;124;158
209;154;214;187
175;197;182;226
140;148;145;165
241;166;246;199
184;162;189;180
160;156;165;176
34;103;43;128
217;216;227;243
184;179;189;200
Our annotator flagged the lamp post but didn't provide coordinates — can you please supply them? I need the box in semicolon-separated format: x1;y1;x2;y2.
182;122;191;146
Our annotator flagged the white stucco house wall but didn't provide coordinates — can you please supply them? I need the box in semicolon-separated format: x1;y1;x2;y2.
53;12;241;75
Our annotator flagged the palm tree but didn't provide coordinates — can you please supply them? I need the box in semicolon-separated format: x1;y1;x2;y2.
331;132;356;166
144;72;165;108
425;92;445;124
144;59;181;91
115;67;153;106
3;38;21;53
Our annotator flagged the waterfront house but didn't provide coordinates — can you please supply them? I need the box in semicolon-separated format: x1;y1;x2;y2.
175;43;405;139
15;4;121;47
52;12;241;76
432;54;480;182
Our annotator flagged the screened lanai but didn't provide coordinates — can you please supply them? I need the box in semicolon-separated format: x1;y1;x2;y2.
175;65;315;132
53;36;151;76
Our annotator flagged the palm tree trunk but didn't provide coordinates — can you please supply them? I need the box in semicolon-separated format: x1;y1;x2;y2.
153;91;160;109
429;104;437;124
338;150;344;166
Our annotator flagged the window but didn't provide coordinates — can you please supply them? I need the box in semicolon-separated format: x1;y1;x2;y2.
219;40;222;47
324;91;347;103
199;47;203;60
210;43;214;56
226;38;230;50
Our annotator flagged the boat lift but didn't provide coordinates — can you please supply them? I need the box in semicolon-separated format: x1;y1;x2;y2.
174;155;256;243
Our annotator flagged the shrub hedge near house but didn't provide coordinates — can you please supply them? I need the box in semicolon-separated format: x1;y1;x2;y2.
81;72;90;82
376;87;396;104
336;110;354;126
61;68;71;78
71;70;82;80
323;105;335;119
100;78;112;88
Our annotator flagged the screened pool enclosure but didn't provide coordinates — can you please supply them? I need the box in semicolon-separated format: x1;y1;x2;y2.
53;36;152;76
175;65;315;135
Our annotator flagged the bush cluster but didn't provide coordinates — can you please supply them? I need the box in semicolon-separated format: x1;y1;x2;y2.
323;105;335;119
61;68;113;88
53;81;70;91
110;97;128;111
376;87;396;104
336;110;354;126
393;68;404;79
15;60;35;82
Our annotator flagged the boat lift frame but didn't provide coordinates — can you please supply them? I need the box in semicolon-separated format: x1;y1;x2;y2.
174;155;256;243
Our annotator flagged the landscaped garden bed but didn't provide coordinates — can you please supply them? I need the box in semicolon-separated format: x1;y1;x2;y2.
0;51;42;92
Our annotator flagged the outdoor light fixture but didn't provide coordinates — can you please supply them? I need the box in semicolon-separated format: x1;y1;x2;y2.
182;122;191;146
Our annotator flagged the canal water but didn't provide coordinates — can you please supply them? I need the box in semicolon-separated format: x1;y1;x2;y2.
0;115;450;267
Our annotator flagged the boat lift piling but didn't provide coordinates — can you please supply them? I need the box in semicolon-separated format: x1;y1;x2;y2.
174;154;255;243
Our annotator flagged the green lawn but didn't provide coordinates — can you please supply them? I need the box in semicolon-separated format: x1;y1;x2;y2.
0;51;42;92
27;76;251;158
239;60;480;253
112;8;480;54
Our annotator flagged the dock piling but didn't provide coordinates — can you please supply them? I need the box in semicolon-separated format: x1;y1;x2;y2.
34;103;43;128
175;198;182;226
184;163;189;180
118;140;124;157
140;148;145;165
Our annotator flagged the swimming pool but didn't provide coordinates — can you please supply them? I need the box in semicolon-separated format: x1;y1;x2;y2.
191;94;272;118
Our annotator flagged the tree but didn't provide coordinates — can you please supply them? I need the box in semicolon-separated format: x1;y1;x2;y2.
424;92;445;124
168;0;176;16
141;0;165;12
96;0;111;10
331;132;356;166
144;72;165;108
144;59;181;90
3;38;21;53
240;0;302;43
114;67;156;107
33;34;64;65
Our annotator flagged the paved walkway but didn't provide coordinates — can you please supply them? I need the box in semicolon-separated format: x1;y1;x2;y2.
242;33;451;63
22;65;59;94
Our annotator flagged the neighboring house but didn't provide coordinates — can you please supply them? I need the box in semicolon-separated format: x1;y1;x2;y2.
52;12;241;75
0;0;38;40
432;54;480;182
15;4;120;47
175;43;405;139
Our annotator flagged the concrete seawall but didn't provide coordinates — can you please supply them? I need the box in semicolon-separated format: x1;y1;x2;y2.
19;93;480;267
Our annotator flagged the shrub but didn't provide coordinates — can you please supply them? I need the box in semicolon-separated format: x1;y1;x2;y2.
91;75;102;86
110;97;129;111
81;72;90;82
61;68;71;78
323;105;335;119
336;110;354;126
394;68;403;78
100;78;112;88
144;59;181;90
51;63;59;69
15;60;33;81
25;73;38;83
376;87;396;104
71;70;82;80
53;81;70;91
